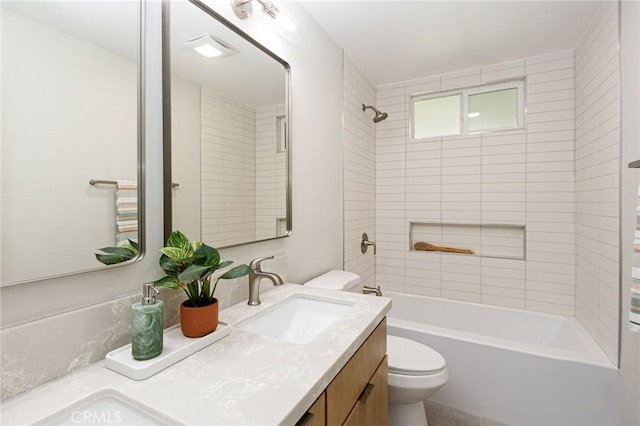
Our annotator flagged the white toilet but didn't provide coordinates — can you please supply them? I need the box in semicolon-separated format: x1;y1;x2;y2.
304;270;449;426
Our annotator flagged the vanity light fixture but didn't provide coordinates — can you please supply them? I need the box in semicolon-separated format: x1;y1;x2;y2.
230;0;302;43
183;34;235;58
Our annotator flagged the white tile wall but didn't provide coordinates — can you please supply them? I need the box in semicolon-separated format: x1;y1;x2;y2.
201;87;256;247
343;55;377;286
376;50;578;315
255;104;287;241
574;1;620;363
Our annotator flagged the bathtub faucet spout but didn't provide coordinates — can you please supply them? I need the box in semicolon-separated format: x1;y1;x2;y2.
363;285;383;296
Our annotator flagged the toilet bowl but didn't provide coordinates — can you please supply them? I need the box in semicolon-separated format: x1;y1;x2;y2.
387;335;449;426
304;270;449;426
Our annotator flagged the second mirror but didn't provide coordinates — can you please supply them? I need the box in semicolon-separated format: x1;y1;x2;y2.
166;0;291;248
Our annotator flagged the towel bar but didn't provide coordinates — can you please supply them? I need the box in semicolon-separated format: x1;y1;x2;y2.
90;179;180;187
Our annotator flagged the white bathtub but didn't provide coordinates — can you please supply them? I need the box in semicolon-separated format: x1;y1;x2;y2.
386;291;618;426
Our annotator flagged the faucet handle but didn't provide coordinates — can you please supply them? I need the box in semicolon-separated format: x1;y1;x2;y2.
250;256;274;271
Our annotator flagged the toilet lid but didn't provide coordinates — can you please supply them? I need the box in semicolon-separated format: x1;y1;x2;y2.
387;335;446;376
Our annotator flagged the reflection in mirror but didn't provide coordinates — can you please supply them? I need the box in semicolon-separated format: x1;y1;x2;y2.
168;0;290;249
1;1;142;285
631;185;640;329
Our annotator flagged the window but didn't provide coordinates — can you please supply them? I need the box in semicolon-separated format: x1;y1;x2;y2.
412;80;524;139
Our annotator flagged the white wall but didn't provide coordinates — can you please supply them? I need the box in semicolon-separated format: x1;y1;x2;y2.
1;9;137;283
619;1;640;424
574;1;621;363
375;51;578;317
0;0;344;399
343;54;376;287
171;75;202;241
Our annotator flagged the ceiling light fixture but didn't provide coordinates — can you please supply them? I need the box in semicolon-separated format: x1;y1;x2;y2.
230;0;302;43
183;34;236;59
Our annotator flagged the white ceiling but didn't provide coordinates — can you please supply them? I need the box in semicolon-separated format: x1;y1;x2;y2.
298;0;602;85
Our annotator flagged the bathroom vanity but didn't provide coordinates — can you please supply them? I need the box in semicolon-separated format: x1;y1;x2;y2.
0;285;391;425
299;319;388;425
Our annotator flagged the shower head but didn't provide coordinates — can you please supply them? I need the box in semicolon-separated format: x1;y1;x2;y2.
362;104;388;123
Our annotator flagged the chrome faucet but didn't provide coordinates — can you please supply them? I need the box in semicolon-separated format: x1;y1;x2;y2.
248;256;284;306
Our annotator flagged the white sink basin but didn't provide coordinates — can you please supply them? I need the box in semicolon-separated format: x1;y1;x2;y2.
237;295;352;344
41;391;173;425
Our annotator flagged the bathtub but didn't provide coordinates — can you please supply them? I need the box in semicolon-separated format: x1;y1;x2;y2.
386;291;618;426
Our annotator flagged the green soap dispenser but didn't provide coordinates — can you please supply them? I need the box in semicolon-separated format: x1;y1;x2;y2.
132;283;164;360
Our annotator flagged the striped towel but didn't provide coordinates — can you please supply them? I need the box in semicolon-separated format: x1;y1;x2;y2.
116;180;138;244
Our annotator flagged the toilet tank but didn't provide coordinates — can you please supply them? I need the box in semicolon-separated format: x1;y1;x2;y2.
304;270;361;292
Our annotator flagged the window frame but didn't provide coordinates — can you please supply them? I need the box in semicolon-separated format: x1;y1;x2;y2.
411;79;525;140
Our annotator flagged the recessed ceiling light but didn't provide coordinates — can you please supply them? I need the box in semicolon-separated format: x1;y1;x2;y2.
183;34;235;59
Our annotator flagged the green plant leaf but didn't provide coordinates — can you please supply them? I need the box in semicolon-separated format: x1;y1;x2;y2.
128;239;139;251
120;242;138;255
159;253;182;275
97;246;135;255
94;246;137;265
160;247;188;261
166;230;192;255
154;276;181;290
95;253;130;265
178;265;211;284
193;244;220;268
219;264;252;280
218;260;233;270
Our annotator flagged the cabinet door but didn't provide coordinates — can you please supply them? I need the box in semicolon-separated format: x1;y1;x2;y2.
296;393;326;426
327;319;387;425
343;357;388;426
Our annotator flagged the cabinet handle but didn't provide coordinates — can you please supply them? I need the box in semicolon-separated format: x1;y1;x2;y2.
358;383;375;404
295;411;315;426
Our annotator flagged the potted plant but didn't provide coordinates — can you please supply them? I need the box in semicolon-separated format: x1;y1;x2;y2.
154;231;251;337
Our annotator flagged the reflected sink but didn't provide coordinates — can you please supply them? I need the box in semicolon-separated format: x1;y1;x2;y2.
41;391;174;425
237;295;352;344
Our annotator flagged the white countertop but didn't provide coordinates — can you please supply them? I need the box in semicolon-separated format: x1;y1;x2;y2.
1;284;391;425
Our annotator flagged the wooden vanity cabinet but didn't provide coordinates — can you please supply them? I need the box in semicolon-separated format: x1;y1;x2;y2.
297;318;387;426
342;357;388;426
296;393;326;426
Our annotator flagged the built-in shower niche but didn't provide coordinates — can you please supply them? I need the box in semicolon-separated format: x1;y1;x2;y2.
410;222;526;260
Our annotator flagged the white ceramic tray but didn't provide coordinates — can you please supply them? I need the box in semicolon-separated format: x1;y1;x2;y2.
105;322;230;380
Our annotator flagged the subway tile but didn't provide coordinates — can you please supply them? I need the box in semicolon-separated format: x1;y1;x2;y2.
526;49;574;65
482;294;526;309
405;285;441;297
526;57;574;75
526;290;575;306
406;77;440;96
527;119;575;133
527;89;575;104
526;300;575;316
441;68;481;90
527;78;574;95
441;290;482;303
482;285;525;299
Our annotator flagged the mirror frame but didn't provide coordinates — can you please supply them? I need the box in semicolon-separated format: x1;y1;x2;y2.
162;0;292;247
0;0;146;286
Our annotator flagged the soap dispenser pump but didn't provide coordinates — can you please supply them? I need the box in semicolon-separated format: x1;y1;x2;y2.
132;283;164;360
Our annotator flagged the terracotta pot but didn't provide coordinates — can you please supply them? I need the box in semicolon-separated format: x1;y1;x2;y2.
180;299;219;338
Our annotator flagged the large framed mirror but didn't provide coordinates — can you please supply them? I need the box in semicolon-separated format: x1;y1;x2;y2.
1;0;144;285
165;0;291;248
